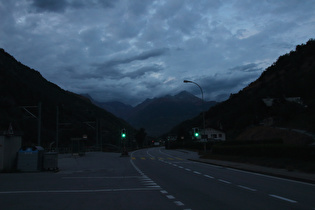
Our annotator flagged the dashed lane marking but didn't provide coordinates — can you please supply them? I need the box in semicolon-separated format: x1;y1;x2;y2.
237;185;257;192
204;175;214;179
269;194;297;203
174;201;185;206
218;179;231;184
131;151;189;209
166;195;175;199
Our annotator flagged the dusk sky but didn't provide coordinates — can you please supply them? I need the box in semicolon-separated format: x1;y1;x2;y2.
1;0;314;106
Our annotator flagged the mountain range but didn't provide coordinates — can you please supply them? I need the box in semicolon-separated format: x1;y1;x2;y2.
1;39;314;147
91;91;216;137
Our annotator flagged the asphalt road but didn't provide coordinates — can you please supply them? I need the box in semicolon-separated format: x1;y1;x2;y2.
131;147;315;210
0;148;314;210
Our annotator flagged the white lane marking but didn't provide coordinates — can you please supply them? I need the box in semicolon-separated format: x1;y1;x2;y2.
218;179;231;184
237;185;257;192
226;168;315;187
130;155;145;176
147;185;161;188
185;168;191;171
269;194;297;203
0;188;161;194
193;171;201;175
63;176;140;179
142;180;155;183
146;149;155;158
204;175;214;179
174;201;185;206
178;166;184;169
142;181;157;186
158;148;178;158
132;150;190;210
167;195;175;199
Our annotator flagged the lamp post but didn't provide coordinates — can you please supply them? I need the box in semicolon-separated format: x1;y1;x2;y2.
183;80;206;152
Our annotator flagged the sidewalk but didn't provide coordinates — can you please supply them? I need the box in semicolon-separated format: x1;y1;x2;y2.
189;158;315;184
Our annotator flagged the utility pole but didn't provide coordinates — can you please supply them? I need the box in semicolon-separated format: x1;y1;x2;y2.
56;105;59;151
37;102;42;146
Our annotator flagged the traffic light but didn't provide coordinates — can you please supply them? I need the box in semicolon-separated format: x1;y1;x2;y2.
193;128;199;137
121;129;126;138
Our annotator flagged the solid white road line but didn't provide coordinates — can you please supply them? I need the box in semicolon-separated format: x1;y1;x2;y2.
63;176;140;179
0;188;161;194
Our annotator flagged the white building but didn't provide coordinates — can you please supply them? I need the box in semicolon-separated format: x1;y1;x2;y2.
194;128;226;141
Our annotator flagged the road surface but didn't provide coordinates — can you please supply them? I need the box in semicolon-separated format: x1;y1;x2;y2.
131;147;315;209
0;148;314;209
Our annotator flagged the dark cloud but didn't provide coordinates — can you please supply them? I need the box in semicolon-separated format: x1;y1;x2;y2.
1;0;314;105
229;63;263;73
93;48;168;72
135;48;169;61
30;0;69;12
183;71;262;102
124;65;163;79
29;0;115;13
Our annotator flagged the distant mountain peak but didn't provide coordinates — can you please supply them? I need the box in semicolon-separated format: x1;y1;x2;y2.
174;90;200;100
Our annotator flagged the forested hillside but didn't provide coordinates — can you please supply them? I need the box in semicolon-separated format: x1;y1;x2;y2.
171;39;315;142
0;49;132;148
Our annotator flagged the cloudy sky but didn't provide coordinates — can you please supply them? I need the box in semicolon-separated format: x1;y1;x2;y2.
1;0;314;106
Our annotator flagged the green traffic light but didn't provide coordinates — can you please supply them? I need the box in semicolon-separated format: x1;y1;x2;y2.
121;129;126;138
195;132;199;137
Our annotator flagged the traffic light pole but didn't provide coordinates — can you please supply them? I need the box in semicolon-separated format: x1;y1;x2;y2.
121;128;129;157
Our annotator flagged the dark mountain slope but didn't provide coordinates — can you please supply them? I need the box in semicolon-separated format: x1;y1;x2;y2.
126;91;216;137
98;101;133;120
169;39;315;141
0;49;132;147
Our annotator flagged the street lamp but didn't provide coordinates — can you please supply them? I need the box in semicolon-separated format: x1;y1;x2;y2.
183;80;206;151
